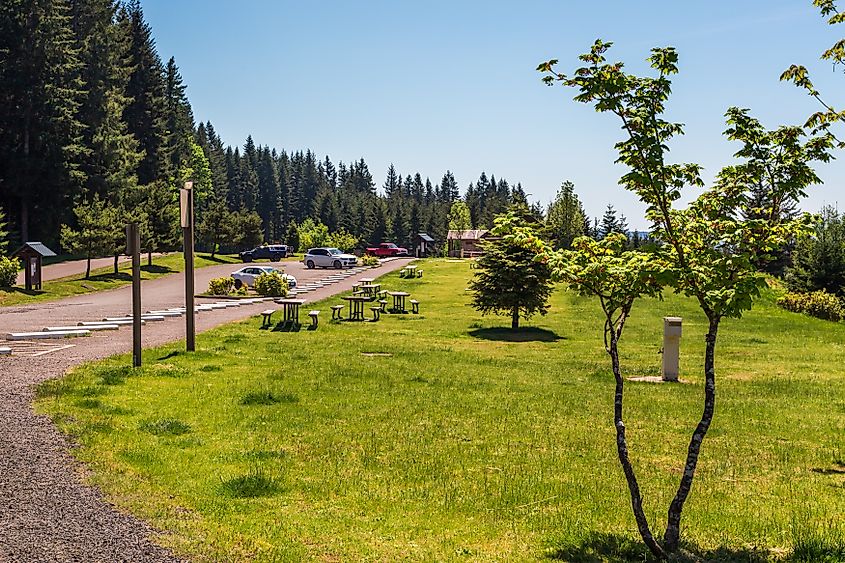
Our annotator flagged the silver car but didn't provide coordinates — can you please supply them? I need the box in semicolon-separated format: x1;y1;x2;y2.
303;248;357;269
230;266;297;289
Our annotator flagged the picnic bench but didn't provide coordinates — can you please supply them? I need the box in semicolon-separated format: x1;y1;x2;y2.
308;310;320;329
410;299;420;314
261;309;276;327
331;304;344;320
369;306;381;321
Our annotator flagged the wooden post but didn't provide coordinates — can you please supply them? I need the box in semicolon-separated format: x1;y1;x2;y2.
181;181;196;352
127;223;142;368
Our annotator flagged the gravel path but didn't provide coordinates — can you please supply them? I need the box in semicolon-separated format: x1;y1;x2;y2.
0;258;412;562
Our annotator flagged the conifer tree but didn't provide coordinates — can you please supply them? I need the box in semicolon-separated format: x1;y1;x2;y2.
60;195;120;278
547;181;586;249
120;0;168;185
163;56;194;172
469;207;553;329
0;0;86;242
0;206;10;255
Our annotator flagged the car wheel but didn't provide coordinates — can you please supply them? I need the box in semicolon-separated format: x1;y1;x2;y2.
333;260;341;269
272;253;281;262
234;278;243;289
243;256;252;263
306;260;315;269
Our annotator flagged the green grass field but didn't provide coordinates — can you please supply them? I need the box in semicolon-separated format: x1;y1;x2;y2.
0;253;241;307
36;260;845;561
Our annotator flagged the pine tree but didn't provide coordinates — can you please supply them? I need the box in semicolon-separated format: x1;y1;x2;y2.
547;181;586;249
120;0;169;185
469;208;553;329
0;206;10;255
163;57;194;173
599;204;628;239
60;195;120;278
0;0;86;242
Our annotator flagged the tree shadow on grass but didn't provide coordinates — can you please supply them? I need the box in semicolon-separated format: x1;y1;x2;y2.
0;287;44;297
545;532;776;563
197;254;237;264
469;327;563;342
546;532;789;563
140;264;175;275
87;272;132;282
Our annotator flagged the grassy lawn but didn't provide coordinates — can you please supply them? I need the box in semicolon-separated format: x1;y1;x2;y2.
36;260;845;561
0;253;241;307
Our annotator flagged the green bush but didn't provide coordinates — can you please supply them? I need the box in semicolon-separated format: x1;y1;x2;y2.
778;290;845;322
360;254;379;267
208;276;235;296
254;271;288;297
0;256;19;287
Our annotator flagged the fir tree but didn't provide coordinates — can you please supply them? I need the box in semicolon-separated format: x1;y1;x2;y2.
547;181;586;249
60;195;120;278
469;208;553;329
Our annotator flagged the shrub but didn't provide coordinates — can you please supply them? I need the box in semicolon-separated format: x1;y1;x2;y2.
360;254;379;267
208;276;235;296
0;256;19;287
778;290;845;322
254;271;288;297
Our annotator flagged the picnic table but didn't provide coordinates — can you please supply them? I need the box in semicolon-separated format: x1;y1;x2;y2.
275;298;306;325
359;277;374;284
341;295;370;321
400;264;417;278
360;283;381;297
388;291;410;313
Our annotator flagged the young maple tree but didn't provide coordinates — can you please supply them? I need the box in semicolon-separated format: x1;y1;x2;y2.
534;41;833;556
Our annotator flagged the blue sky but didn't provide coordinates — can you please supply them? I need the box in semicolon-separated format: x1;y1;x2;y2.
143;0;844;228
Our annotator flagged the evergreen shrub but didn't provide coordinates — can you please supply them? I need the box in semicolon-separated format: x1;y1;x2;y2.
0;256;19;287
208;277;234;296
778;290;845;322
361;254;379;267
254;272;288;297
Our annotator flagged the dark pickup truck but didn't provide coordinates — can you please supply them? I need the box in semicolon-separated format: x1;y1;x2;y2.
239;245;289;262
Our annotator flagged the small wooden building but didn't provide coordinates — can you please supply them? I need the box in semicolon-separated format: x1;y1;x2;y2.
446;229;492;258
12;242;57;291
413;233;435;257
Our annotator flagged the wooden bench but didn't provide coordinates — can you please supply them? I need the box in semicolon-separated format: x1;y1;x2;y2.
308;310;320;329
416;270;423;278
261;309;276;326
410;299;420;314
352;283;361;292
331;304;344;320
378;299;388;313
369;306;381;321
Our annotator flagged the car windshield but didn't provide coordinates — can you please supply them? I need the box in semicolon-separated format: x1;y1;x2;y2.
386;243;397;248
259;267;276;273
327;248;342;255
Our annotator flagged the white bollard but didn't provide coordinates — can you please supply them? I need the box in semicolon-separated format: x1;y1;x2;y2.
662;317;682;382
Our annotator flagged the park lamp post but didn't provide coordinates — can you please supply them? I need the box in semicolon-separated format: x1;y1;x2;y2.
181;180;196;352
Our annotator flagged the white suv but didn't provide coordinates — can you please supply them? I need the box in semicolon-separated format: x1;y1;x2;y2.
304;248;357;269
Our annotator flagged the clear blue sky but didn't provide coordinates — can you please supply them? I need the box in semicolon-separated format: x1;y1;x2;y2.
143;0;844;228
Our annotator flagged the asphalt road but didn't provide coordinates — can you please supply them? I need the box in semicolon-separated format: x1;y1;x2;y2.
2;258;374;334
15;254;167;286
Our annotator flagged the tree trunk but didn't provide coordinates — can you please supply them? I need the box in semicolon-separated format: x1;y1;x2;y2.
20;198;29;243
511;307;519;329
113;254;118;274
148;251;152;267
609;327;665;559
663;314;719;552
85;255;91;279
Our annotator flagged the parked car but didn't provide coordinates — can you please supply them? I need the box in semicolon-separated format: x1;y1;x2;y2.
239;244;288;262
366;242;408;257
230;266;297;289
303;248;358;269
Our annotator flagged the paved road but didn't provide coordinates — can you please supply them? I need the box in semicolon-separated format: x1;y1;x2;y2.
15;254;169;286
0;257;413;562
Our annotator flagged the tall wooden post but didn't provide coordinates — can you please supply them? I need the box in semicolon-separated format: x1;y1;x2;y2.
181;181;196;352
126;223;142;367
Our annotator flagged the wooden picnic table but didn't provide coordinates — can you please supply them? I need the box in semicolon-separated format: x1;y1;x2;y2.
359;277;375;284
275;298;306;325
360;283;381;297
388;291;410;313
341;295;370;321
400;264;418;278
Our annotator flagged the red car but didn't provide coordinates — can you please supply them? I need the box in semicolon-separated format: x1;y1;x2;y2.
366;242;409;257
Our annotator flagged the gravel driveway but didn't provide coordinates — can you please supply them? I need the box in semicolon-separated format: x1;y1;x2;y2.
0;257;412;562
